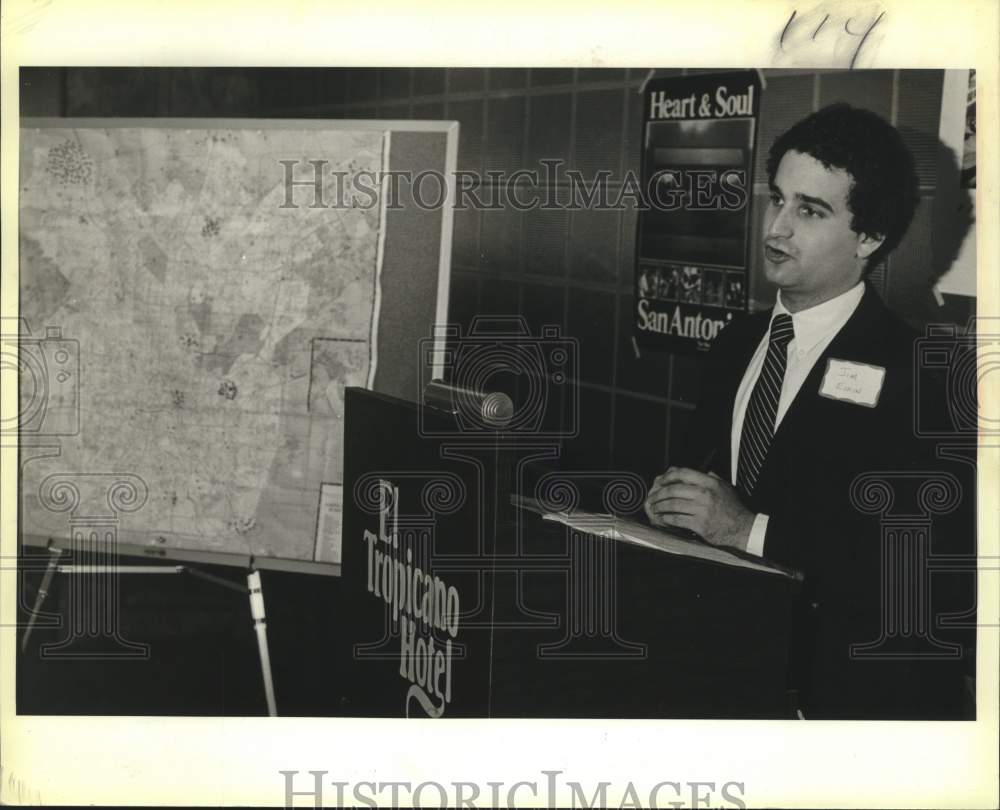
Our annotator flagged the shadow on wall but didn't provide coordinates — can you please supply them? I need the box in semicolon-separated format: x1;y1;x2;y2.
889;132;975;332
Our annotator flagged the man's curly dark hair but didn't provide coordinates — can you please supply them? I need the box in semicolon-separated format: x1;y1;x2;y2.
765;102;919;270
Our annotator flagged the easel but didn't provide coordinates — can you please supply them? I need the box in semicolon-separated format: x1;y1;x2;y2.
21;543;279;717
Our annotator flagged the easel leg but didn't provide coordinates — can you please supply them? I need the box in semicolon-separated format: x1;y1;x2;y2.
21;546;62;652
248;570;278;717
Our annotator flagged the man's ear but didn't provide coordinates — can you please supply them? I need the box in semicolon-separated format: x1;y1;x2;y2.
856;232;885;260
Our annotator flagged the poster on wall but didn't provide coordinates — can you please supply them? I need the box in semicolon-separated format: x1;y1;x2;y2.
935;69;977;298
961;69;976;189
634;70;761;353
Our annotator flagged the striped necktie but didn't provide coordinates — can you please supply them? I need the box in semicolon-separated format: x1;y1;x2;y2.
736;313;795;500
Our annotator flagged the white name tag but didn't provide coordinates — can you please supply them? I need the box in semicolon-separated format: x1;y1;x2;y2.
819;359;885;407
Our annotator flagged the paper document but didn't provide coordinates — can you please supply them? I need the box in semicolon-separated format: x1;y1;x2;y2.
316;483;344;565
512;495;799;579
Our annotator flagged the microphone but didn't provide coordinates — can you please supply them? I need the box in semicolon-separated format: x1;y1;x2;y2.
422;381;514;429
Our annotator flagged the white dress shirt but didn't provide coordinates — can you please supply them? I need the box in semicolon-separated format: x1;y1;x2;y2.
731;282;866;557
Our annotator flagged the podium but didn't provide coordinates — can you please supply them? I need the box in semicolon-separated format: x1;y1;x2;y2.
339;388;797;718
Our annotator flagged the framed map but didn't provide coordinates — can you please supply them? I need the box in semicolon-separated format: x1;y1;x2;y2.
15;118;456;573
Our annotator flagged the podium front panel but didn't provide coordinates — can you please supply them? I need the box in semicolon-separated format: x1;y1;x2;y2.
488;508;795;718
339;388;503;717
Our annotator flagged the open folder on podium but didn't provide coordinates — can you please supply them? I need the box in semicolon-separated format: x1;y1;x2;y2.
512;494;801;580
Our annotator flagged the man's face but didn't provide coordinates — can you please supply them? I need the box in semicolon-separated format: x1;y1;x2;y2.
763;150;879;311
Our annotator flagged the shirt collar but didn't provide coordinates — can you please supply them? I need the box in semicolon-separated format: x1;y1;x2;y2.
773;282;865;358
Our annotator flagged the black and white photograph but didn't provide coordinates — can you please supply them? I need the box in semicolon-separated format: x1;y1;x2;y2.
726;271;747;310
1;2;997;808
700;269;725;308
661;266;680;300
638;265;654;299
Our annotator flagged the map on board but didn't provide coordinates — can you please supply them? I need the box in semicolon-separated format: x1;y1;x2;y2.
17;124;387;566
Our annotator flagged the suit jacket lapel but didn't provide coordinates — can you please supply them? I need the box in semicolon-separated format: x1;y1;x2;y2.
754;285;886;499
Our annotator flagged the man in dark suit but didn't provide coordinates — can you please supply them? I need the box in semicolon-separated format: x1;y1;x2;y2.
644;103;972;719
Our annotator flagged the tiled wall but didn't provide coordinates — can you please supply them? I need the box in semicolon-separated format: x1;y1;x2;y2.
22;67;974;484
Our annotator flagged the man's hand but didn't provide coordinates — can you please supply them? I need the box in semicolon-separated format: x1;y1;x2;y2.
644;467;755;550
